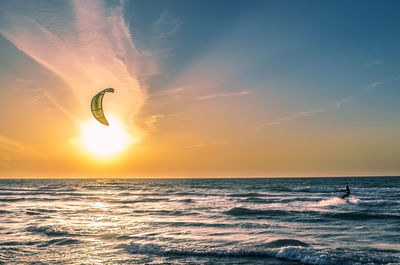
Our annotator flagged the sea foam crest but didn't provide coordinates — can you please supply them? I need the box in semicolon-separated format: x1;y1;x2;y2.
276;247;400;265
276;247;335;265
127;242;400;264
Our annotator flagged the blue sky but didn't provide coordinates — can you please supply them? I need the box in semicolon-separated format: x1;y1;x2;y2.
125;0;400;91
125;0;400;129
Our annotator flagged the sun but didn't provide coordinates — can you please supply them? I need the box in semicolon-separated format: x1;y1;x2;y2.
80;117;131;158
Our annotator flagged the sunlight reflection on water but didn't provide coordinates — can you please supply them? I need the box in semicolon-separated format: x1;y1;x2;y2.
0;177;399;264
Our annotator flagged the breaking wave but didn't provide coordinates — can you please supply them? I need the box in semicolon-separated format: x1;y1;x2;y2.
126;242;400;265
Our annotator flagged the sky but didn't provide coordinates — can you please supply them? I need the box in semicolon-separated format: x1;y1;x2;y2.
0;0;399;178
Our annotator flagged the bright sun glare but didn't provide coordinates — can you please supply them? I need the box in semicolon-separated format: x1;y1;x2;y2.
80;117;131;158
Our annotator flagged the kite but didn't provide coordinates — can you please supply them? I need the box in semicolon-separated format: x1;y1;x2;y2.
91;88;114;126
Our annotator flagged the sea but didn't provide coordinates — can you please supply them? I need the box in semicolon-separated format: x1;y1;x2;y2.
0;177;399;265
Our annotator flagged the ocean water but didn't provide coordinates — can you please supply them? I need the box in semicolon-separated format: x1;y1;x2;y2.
0;177;399;265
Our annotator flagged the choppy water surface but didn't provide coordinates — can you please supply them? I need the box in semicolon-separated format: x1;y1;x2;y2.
0;177;399;264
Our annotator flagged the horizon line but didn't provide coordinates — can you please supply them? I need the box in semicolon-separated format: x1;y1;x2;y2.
0;175;399;180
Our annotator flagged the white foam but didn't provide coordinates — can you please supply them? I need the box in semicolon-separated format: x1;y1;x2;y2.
276;247;351;265
317;197;346;207
316;196;359;207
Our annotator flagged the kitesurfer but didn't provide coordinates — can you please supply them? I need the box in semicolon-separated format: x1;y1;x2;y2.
340;185;350;199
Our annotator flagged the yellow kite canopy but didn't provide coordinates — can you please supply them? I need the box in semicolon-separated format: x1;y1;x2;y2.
91;88;114;126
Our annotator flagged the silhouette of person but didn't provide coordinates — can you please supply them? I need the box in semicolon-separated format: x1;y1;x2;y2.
341;185;350;199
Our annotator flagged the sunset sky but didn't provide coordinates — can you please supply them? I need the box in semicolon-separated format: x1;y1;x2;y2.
0;0;399;178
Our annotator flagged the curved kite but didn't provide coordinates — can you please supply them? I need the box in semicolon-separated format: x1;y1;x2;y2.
91;88;114;126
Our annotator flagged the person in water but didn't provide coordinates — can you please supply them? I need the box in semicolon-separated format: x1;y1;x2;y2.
340;185;350;199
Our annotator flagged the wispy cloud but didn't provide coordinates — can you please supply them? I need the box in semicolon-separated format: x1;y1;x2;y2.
153;10;183;40
367;81;383;90
145;114;166;129
256;97;352;131
197;90;252;100
364;60;382;66
144;114;175;129
186;140;231;148
0;135;32;154
335;97;353;108
39;89;80;125
162;87;185;94
15;77;31;84
256;108;325;129
150;87;186;98
0;134;46;167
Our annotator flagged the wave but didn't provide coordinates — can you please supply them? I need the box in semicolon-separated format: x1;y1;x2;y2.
26;225;75;236
112;192;169;197
316;196;360;207
239;197;275;203
269;186;292;192
117;192;134;196
265;239;309;248
25;211;41;216
127;242;275;258
358;200;399;208
316;197;350;207
156;220;271;229
110;198;166;204
39;238;81;247
324;211;400;220
0;197;57;202
0;240;39;246
161;221;235;228
276;246;400;265
225;206;400;221
178;199;194;203
228;193;264;197
133;209;196;216
279;197;321;203
126;242;400;265
293;187;311;192
27;208;57;213
0;191;89;197
293;187;333;193
241;197;322;204
173;192;200;196
0;198;26;202
225;207;288;217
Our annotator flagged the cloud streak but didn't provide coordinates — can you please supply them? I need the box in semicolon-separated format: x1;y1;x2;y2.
367;81;383;90
0;135;33;154
0;134;45;167
197;90;252;100
153;10;183;40
144;113;175;130
186;140;231;148
364;61;382;66
256;97;352;131
150;87;186;98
